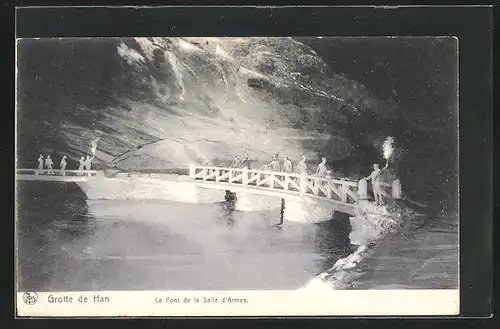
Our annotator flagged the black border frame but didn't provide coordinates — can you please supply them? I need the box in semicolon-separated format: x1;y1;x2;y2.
5;4;494;324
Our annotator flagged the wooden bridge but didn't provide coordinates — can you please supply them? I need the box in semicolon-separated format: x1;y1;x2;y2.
16;165;399;209
188;165;394;206
16;165;401;223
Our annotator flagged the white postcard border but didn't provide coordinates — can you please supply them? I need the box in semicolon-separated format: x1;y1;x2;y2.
16;289;460;317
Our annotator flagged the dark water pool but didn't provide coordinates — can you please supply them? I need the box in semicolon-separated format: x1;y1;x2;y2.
16;182;353;291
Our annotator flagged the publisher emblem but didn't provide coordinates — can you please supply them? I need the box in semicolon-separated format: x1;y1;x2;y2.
22;291;38;305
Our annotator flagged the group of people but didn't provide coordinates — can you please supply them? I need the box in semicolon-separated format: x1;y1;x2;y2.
227;153;392;205
262;154;333;178
229;154;252;170
36;154;95;174
229;153;333;178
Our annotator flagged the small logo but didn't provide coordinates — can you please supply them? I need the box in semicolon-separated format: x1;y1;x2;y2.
22;291;38;305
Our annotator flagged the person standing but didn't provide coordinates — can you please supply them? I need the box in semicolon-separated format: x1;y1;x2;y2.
45;155;53;174
84;155;94;171
78;156;85;172
265;155;280;172
316;157;328;177
59;156;67;175
296;155;307;174
242;153;251;169
230;155;242;168
364;160;389;205
59;156;67;170
281;155;293;173
36;154;44;175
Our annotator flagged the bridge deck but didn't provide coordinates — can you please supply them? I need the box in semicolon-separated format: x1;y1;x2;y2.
16;169;98;182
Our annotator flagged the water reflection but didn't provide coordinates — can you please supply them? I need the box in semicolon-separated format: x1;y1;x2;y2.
218;190;237;227
17;182;352;291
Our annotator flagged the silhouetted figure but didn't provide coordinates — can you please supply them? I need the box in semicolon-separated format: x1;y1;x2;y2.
59;156;67;170
84;155;94;171
224;190;237;203
296;155;307;174
36;154;44;175
281;155;293;173
230;155;242;168
45;155;53;174
364;160;389;205
316;157;328;177
242;153;251;169
59;156;67;175
265;155;280;172
78;156;85;172
222;190;237;226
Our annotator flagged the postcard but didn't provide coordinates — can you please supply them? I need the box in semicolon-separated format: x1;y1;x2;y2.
15;36;459;317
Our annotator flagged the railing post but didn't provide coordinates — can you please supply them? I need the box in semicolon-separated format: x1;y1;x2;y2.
326;181;333;199
341;179;347;203
242;168;248;185
189;164;196;179
392;179;402;199
358;179;368;200
268;173;274;189
284;174;290;191
299;173;307;194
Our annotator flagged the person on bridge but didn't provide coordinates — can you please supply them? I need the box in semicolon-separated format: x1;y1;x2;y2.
242;153;251;169
45;155;54;174
281;155;293;173
230;155;242;168
265;155;280;172
84;155;94;171
296;155;307;174
364;160;389;205
36;154;44;174
78;156;85;172
59;156;67;175
316;158;328;177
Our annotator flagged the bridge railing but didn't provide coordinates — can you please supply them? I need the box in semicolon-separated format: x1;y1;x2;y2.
16;169;98;177
189;165;360;204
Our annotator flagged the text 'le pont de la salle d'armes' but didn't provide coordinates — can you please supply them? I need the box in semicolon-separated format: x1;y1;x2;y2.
155;296;248;304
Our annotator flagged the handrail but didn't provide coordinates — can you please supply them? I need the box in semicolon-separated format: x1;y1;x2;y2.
189;164;364;205
17;169;98;173
190;165;358;186
16;169;98;176
190;165;358;185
